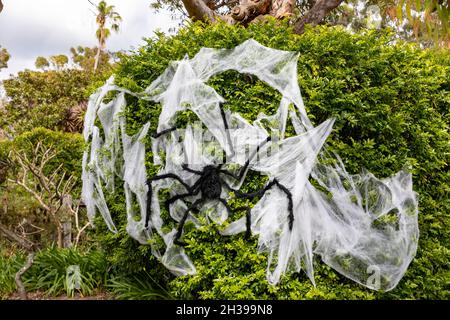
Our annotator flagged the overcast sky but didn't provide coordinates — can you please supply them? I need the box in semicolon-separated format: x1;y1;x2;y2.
0;0;177;80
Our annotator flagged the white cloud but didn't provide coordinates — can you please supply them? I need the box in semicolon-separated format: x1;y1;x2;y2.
0;0;177;79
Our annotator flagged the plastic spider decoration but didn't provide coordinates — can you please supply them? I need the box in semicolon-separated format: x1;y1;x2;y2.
146;103;294;245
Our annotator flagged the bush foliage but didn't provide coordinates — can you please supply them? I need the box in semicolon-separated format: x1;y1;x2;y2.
4;128;84;175
1;69;111;135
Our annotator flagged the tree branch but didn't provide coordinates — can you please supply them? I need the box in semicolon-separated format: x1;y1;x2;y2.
75;222;90;247
0;223;35;251
294;0;344;34
8;178;51;212
0;222;36;300
181;0;216;22
212;0;239;10
270;0;296;18
15;252;35;300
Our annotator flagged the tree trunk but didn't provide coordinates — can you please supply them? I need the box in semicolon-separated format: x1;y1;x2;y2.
182;0;216;21
270;0;295;18
181;0;344;34
293;0;344;34
93;46;101;72
62;222;72;248
57;225;63;248
15;252;35;300
94;28;104;72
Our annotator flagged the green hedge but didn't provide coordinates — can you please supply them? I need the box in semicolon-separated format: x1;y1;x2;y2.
0;127;84;178
95;20;450;299
1;68;112;134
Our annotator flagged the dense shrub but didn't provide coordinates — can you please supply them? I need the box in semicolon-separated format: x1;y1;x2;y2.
95;20;449;299
1;69;112;134
2;127;85;176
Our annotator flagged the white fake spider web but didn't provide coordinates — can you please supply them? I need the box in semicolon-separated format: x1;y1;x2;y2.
82;39;419;291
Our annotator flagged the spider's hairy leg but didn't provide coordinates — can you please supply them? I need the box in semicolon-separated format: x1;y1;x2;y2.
147;173;191;191
165;174;204;214
152;126;177;138
165;183;200;214
235;179;294;231
218;198;232;216
219;179;254;238
174;198;203;246
233;206;252;239
272;180;294;231
145;173;192;228
219;102;236;162
146;185;154;229
219;198;252;238
220;135;272;182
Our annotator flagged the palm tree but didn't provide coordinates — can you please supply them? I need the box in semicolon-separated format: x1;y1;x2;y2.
91;1;122;71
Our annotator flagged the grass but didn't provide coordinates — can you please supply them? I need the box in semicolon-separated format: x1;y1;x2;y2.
108;272;174;300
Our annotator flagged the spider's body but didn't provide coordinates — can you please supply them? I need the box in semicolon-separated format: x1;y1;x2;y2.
146;103;294;245
200;165;222;199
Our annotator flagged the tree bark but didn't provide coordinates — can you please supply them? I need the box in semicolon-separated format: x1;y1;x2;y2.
182;0;216;22
180;0;344;34
15;252;35;300
270;0;295;18
228;0;272;25
293;0;344;34
59;194;73;248
57;226;63;248
94;46;101;71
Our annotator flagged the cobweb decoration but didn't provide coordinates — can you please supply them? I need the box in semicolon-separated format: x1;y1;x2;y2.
82;39;419;291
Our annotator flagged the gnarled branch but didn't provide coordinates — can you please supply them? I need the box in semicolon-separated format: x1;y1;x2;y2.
182;0;216;21
8;143;80;248
294;0;344;34
180;0;344;34
15;252;35;300
270;0;295;19
0;222;37;300
0;223;35;251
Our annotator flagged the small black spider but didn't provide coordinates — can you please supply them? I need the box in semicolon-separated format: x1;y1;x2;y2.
146;103;294;245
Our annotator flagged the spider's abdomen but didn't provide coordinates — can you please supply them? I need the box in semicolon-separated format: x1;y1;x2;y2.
201;171;222;199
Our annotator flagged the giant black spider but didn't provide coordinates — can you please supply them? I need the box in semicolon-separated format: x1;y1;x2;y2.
146;103;294;245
